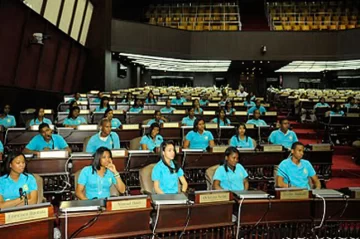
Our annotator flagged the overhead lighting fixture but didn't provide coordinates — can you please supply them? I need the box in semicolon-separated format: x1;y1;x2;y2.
118;53;231;72
276;60;360;73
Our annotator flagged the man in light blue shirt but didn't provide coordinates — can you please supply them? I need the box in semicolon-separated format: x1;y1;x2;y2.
86;119;120;154
277;142;321;189
268;119;298;149
246;109;267;126
23;123;71;155
160;99;176;114
171;92;187;105
248;100;267;115
344;97;358;109
0;105;16;128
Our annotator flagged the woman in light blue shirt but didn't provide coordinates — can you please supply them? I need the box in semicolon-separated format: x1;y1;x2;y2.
213;146;249;190
0;105;16;128
193;99;203;114
129;98;143;113
76;147;126;200
229;123;255;148
199;95;209;106
0;152;38;209
94;96;112;113
330;104;345;116
66;100;78;113
147;110;167;126
145;91;157;104
29;107;52;126
160;99;176;114
121;92;133;104
211;108;231;126
224;101;236;115
104;108;122;129
314;97;330;109
140;123;163;152
244;95;255;108
181;108;196;126
64;106;87;128
152;140;188;194
183;118;215;150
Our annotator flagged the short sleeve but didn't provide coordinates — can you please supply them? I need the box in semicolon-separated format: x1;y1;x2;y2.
112;132;120;149
0;179;4;196
56;135;69;149
248;137;254;148
111;172;117;184
226;118;231;125
151;164;161;181
29;119;35;126
28;174;38;192
140;136;148;145
78;167;89;185
229;136;237;147
306;161;316;177
0;141;3;153
25;136;38;151
207;131;214;140
85;136;96;153
292;132;298;142
10;116;16;127
277;161;287;178
185;131;193;141
213;166;224;182
181;117;186;124
211;118;217;123
268;131;275;144
177;168;184;177
239;165;248;178
80;117;87;124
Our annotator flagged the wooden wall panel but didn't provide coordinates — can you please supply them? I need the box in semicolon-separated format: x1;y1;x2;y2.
63;45;80;92
52;39;71;91
73;49;87;91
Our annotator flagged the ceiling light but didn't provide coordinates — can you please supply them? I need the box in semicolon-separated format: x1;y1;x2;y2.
276;60;360;73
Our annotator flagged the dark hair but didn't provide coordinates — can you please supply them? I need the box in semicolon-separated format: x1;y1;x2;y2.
132;97;141;108
91;147;112;174
332;103;342;112
245;94;252;103
67;106;80;119
33;107;44;121
38;122;50;132
216;108;228;127
279;118;288;124
220;146;239;172
225;101;233;110
319;97;325;102
0;108;4;115
100;96;110;109
348;96;355;103
104;108;113;118
291;141;304;150
69;100;77;108
160;140;180;173
255;99;261;106
193;118;205;132
4;152;28;178
146;122;160;139
193;98;200;106
235;122;249;143
154;110;161;117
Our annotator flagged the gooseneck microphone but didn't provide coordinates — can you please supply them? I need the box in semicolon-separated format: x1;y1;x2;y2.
19;188;28;205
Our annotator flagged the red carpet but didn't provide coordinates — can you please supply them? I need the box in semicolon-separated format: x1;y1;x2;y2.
332;155;360;177
326;177;360;189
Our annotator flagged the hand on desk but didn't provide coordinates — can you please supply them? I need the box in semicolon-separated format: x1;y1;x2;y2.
43;147;51;151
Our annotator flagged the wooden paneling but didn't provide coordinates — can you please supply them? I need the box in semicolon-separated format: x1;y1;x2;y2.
52;38;71;91
63;44;80;92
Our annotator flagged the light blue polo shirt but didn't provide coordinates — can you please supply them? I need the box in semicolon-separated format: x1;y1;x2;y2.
152;160;184;194
246;119;267;126
277;158;316;189
211;118;231;126
0;174;37;201
229;136;254;148
250;96;256;101
111;118;122;129
344;103;358;109
0;115;16;128
86;132;120;154
139;135;163;151
330;111;344;116
314;103;330;108
269;129;298;149
129;107;143;113
78;166;117;199
66;97;87;103
145;98;157;104
29;118;52;126
248;106;267;114
185;130;214;150
244;101;255;107
182;116;196;126
94;106;113;113
225;108;236;115
25;134;69;151
93;98;101;103
171;98;186;105
199;100;209;106
63;116;87;126
147;119;164;126
160;107;176;114
219;101;227;107
194;108;203;114
0;141;3;153
213;164;248;190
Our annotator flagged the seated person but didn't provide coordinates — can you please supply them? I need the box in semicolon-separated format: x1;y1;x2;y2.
329;104;345;116
94;96;113;113
0;141;3;159
344;97;358;109
248;100;267;115
224;101;236;115
277;142;321;189
183;118;215;150
193;99;203;114
147;110;167;125
302;97;330;122
66;100;78;113
218;96;227;107
92;92;103;103
152;140;188;194
244;95;255;108
29;107;52;126
63;106;87;128
229;123;255;148
249;92;256;101
314;97;330;109
181;108;196;126
213;146;249;190
76;147;126;200
86;119;120;153
0;104;16;128
23;123;71;155
171;91;187;105
66;92;86;103
121;92;133;103
160;99;176;114
269;118;298;150
140;123;163;152
199;94;209;106
246;109;267;126
104;108;121;129
237;87;248;97
0;152;38;209
129;98;143;113
145;91;157;104
211;109;231;126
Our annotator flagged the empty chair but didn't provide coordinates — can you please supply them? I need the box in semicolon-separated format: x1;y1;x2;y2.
139;163;156;194
205;165;220;190
301;25;310;31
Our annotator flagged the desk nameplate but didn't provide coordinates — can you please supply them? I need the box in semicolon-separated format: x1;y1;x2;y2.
0;206;53;225
107;198;150;211
277;190;310;200
196;191;231;204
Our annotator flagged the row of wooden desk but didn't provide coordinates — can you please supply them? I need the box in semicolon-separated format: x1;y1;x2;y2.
1;194;359;239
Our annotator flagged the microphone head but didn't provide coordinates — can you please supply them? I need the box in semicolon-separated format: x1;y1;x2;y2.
19;188;23;193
